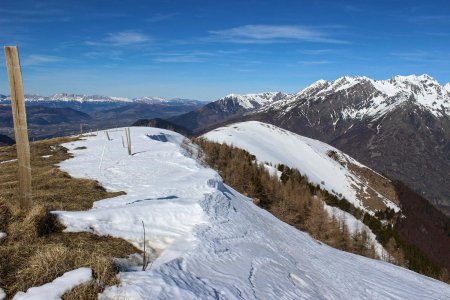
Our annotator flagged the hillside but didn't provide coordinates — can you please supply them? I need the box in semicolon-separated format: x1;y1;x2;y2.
43;127;450;298
203;121;399;214
202;121;450;277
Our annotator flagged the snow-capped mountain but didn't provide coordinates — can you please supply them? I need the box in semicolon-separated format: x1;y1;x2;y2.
52;127;450;299
168;92;289;132
1;93;203;105
264;74;449;119
0;93;132;103
47;93;132;103
133;96;203;106
247;74;450;215
217;92;288;110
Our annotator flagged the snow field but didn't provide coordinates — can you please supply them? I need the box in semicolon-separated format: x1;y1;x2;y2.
52;127;450;299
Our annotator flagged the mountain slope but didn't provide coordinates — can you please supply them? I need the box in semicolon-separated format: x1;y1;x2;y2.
169;92;288;132
203;121;399;214
247;75;450;213
54;127;450;299
202;121;450;272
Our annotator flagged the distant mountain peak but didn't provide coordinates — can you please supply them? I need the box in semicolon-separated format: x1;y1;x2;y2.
268;74;449;119
219;92;288;109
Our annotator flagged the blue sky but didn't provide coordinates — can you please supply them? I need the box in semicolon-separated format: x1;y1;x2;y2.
1;0;449;101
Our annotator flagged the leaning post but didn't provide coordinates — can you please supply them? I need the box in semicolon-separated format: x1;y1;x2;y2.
4;46;32;209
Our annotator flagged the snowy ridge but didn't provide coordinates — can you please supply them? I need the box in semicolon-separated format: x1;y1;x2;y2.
218;92;288;110
264;74;449;118
203;121;399;213
52;127;450;299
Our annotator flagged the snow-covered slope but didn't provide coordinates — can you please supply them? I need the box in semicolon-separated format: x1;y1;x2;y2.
264;74;449;119
51;127;450;299
203;121;399;213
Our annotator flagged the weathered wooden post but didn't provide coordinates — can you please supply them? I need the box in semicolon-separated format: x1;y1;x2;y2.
127;128;131;155
125;128;131;155
4;46;32;208
105;131;111;141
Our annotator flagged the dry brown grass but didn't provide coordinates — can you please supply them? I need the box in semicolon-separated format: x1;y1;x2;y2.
0;137;138;299
326;149;399;211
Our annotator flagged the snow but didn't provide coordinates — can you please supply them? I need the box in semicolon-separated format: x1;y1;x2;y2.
52;127;450;299
0;288;5;300
445;83;450;93
0;159;17;164
203;121;399;213
264;74;449;119
13;268;92;300
219;92;286;109
0;232;6;239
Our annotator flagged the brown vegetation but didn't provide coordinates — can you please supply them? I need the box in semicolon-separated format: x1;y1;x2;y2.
0;137;138;299
326;149;399;210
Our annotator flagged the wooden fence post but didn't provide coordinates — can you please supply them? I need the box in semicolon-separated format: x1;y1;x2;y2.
125;128;131;155
4;46;32;208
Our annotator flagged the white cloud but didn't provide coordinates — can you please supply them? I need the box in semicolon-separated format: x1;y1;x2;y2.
104;31;150;45
208;25;346;44
21;55;64;66
86;31;151;47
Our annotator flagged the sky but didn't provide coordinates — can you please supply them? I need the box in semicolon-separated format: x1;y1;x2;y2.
0;0;449;101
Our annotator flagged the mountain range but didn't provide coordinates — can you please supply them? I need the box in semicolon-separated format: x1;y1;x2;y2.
163;74;450;215
0;94;204;140
0;94;204;113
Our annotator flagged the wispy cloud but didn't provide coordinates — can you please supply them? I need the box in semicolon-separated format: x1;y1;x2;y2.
84;50;124;60
299;49;338;55
147;13;177;22
150;51;216;63
409;15;450;24
104;31;150;45
21;54;65;66
297;60;333;65
207;25;347;44
86;31;151;47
